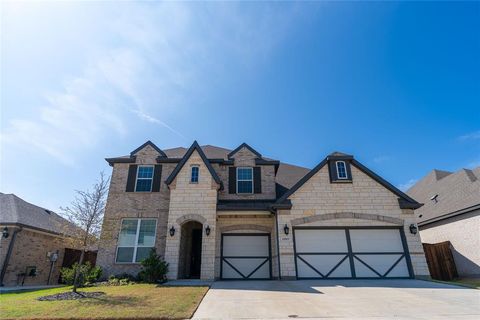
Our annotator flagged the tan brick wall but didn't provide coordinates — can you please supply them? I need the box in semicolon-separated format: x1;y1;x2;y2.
97;145;173;278
420;209;480;276
215;214;277;279
218;147;276;200
1;228;67;286
276;163;429;278
164;150;218;280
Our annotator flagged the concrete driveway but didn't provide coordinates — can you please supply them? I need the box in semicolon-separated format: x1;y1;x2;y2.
193;280;480;319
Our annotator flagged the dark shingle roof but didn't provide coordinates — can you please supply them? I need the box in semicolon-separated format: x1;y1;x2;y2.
0;193;79;236
407;167;480;224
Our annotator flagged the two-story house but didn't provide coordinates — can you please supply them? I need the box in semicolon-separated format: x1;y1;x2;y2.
97;141;430;280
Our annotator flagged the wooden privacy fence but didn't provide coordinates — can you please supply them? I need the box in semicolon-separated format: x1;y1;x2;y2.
61;248;98;268
423;241;458;281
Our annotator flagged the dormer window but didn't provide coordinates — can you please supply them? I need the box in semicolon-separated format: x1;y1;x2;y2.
336;161;347;179
135;166;154;192
237;167;253;194
191;166;199;183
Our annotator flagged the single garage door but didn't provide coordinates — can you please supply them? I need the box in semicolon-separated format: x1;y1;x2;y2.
294;227;412;279
221;233;271;280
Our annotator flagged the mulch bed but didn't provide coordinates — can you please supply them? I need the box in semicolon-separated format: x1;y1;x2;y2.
37;291;105;301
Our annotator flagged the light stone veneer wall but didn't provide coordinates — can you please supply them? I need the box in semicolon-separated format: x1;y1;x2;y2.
164;150;218;280
215;214;277;279
217;147;276;200
420;209;480;277
97;145;175;277
276;164;430;279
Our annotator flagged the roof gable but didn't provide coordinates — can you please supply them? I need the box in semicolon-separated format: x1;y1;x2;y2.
275;152;421;209
227;143;262;159
130;140;167;157
165;141;223;189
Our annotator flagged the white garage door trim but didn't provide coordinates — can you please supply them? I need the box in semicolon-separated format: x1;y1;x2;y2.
221;233;272;280
293;227;413;279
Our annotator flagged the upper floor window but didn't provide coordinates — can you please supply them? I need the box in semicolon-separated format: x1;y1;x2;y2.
135;166;154;192
116;219;157;263
237;167;253;194
336;161;347;179
191;166;199;183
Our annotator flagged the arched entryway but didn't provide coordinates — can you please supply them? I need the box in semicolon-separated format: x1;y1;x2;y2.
178;221;203;279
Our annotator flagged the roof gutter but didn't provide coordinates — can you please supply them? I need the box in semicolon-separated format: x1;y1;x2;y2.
418;203;480;227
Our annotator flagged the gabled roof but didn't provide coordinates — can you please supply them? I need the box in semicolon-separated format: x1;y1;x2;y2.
407;167;480;225
130;140;167;157
165;141;223;189
0;193;79;236
227;143;262;159
106;144;309;188
275;152;421;210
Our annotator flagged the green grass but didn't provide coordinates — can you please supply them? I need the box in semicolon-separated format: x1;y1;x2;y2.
0;284;209;319
450;278;480;289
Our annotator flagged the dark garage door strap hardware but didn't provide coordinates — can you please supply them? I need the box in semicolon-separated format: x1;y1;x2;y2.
222;257;270;279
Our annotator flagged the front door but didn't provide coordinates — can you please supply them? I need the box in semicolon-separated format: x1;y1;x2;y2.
190;229;202;278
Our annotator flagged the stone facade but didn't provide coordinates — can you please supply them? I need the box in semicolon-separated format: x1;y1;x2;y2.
97;141;430;281
420;209;480;277
276;164;429;279
164;150;218;280
0;227;68;286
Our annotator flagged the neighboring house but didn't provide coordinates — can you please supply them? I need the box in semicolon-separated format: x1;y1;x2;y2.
0;193;79;286
407;167;480;277
97;141;430;280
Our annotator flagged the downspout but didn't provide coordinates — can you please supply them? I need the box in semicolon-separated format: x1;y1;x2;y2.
272;209;282;280
0;227;22;286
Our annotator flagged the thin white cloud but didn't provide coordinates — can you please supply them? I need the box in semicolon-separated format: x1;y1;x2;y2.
398;179;418;192
1;2;301;165
458;130;480;141
373;155;390;163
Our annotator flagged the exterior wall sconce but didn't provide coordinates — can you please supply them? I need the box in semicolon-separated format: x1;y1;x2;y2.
169;226;175;237
409;224;418;235
283;224;289;235
205;225;211;236
2;226;8;239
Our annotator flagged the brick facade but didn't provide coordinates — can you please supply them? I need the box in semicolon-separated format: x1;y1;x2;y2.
97;142;430;281
0;227;68;286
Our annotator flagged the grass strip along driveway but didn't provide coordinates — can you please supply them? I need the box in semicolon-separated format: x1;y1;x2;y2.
0;284;209;320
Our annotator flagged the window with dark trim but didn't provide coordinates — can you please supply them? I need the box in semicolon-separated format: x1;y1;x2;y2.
336;161;347;179
191;166;199;183
135;166;154;192
237;167;253;194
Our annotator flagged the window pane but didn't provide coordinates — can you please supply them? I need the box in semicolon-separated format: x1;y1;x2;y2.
137;166;154;179
336;162;347;178
118;220;138;246
136;178;152;192
238;168;252;180
238;180;253;193
116;247;134;263
191;166;199;183
135;247;154;262
138;219;156;246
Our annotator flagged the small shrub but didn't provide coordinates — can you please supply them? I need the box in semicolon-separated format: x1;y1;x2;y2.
60;262;102;286
138;249;168;283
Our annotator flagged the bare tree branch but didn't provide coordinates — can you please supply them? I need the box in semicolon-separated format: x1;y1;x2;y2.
61;171;109;292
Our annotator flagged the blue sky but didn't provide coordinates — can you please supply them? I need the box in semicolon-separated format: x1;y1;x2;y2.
1;1;479;210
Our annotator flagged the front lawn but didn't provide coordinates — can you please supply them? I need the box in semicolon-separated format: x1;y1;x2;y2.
0;284;209;319
451;278;480;289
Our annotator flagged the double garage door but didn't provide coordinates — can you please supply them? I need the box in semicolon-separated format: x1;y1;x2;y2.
294;227;413;279
221;233;271;280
